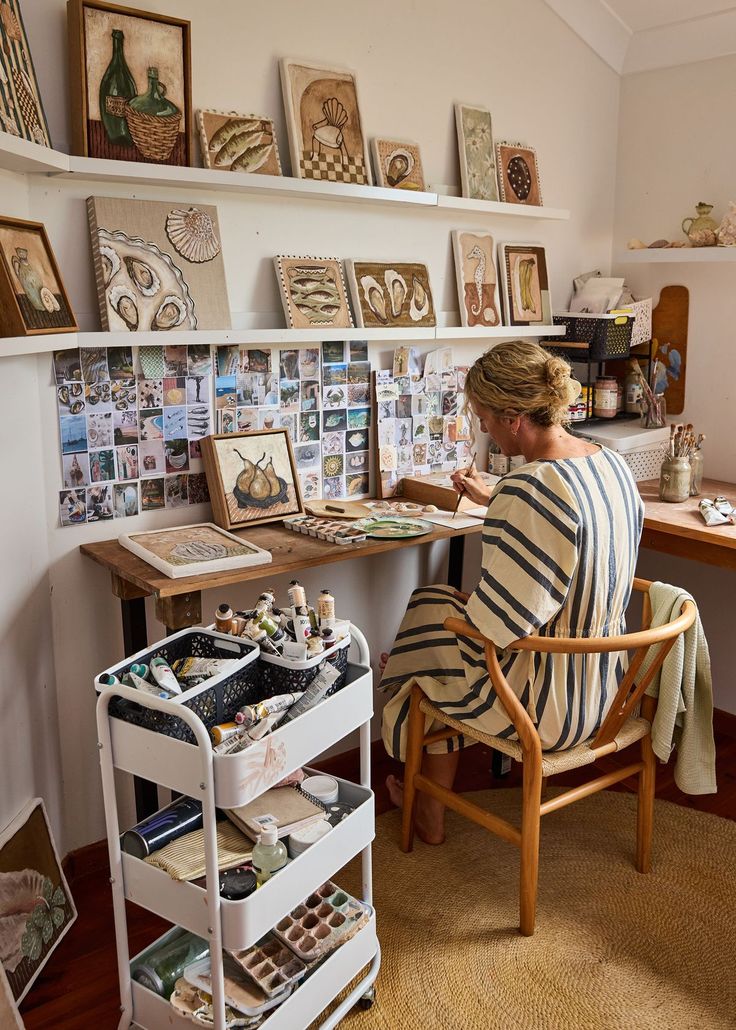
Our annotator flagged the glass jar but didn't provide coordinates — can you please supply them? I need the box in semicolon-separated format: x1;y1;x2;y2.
624;369;643;413
689;449;704;496
593;376;618;419
659;455;691;503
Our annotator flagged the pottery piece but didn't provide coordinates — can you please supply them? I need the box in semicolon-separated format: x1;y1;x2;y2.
681;202;717;247
716;201;736;246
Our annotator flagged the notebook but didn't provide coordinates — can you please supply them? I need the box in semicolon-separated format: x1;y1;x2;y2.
225;786;325;841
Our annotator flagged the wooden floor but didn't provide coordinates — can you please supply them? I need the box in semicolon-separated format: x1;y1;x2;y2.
20;714;736;1028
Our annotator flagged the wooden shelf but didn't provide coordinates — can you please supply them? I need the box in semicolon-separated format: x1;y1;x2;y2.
616;247;736;263
544;340;590;350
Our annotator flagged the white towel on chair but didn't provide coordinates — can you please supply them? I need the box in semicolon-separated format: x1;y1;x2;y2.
642;582;717;795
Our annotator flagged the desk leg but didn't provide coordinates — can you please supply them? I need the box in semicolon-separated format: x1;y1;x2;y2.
447;535;466;590
119;595;159;821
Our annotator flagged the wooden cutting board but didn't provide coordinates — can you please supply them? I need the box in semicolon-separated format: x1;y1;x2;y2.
305;499;375;519
652;285;689;416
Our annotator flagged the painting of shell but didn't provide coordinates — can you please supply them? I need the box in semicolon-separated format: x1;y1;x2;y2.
0;217;77;336
496;142;543;206
498;242;552;326
371;139;425;191
274;256;354;330
455;104;497;202
0;798;77;1004
67;1;192;164
451;229;501;328
201;429;303;530
87;196;231;332
0;0;51;146
345;261;436;329
280;59;372;185
197;109;282;175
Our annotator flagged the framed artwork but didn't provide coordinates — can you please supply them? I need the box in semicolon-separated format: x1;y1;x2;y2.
274;256;354;330
66;0;192;164
87;196;231;331
498;243;552;326
201;429;303;530
345;261;436;328
0;965;22;1030
455;104;497;202
496;142;543;206
280;58;372;185
451;229;501;328
0;216;77;337
0;798;77;1004
0;0;51;145
371;139;425;191
119;522;272;578
197;109;282;175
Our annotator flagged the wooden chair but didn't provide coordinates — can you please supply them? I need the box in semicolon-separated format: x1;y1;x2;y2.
400;578;696;936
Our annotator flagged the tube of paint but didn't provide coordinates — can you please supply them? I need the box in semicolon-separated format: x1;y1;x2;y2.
130;662;150;680
130;671;170;699
293;605;312;641
215;603;234;634
100;673;121;686
150;656;182;695
172;657;237;683
306;631;324;657
282;663;341;722
288;580;307;608
210;722;242;744
231;616;247;637
317;590;336;630
234;692;304;728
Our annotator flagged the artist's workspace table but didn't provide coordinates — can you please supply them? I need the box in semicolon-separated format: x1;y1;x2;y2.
638;477;736;571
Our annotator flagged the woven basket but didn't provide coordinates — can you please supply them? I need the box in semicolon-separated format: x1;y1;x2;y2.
125;105;181;162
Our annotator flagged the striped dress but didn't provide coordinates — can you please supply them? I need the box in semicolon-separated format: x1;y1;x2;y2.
381;448;644;761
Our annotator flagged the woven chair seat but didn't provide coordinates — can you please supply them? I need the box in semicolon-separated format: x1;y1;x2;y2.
419;696;651;777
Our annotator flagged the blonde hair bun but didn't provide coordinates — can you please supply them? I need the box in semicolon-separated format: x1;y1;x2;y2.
464;340;576;427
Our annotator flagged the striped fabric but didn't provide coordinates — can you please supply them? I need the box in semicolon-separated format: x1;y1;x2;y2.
144;819;253;881
381;449;644;761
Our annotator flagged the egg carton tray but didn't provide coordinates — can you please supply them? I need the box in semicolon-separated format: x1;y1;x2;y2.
231;932;307;998
273;881;369;962
283;514;367;545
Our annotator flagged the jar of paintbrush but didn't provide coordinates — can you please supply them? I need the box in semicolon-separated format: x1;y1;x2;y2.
659;424;694;502
689;433;706;496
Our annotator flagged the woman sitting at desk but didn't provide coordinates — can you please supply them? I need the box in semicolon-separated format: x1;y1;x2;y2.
381;341;644;844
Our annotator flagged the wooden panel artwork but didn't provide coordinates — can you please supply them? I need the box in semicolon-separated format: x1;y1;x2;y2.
652;285;689;416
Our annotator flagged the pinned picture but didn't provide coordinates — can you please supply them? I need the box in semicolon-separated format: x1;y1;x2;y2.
59;489;87;525
455;104;497;202
371;139;425;191
495;142;542;206
197;109;282;175
280;58;371;185
86;483;114;520
67;0;192;164
114;482;139;517
0;217;76;337
201;428;303;531
451;229;501;328
274;256;354;330
346;261;435;328
498;243;552;325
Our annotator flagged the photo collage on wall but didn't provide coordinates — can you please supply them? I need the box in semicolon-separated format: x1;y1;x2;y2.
376;346;471;497
213;340;372;501
54;344;212;526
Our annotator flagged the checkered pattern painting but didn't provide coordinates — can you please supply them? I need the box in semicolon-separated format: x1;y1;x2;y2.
300;150;368;185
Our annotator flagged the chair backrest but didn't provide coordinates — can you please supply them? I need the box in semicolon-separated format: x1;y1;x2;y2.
444;578;697;751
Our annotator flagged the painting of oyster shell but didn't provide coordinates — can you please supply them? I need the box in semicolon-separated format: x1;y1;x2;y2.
201;429;303;530
371;139;425;191
87;197;231;331
197;109;282;175
495;142;542;207
274;256;354;330
346;261;436;328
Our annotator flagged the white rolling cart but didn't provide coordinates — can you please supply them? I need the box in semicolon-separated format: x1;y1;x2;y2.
95;624;380;1029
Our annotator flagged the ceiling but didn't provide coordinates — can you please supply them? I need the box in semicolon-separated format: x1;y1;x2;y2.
545;0;736;73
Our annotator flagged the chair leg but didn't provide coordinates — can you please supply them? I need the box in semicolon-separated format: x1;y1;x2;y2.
519;752;543;936
401;685;425;853
636;732;656;873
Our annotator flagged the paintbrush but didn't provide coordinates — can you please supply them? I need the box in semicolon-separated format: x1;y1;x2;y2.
452;454;476;520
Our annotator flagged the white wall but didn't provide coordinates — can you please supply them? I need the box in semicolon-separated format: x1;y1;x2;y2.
615;55;736;713
3;0;620;853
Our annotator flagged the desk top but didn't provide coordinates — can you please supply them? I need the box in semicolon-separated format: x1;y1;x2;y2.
638;477;736;554
81;519;483;599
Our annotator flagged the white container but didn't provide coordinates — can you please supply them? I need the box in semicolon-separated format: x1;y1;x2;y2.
302;774;339;804
580;421;670;482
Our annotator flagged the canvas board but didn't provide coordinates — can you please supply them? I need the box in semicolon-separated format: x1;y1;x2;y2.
0;217;77;337
371;138;425;191
197;109;282;175
87;196;231;332
455;104;497;202
119;522;272;578
451;229;501;328
0;798;77;1004
498;242;552;326
346;261;436;328
496;142;543;206
201;429;303;530
274;256;354;330
280;58;372;185
0;0;51;145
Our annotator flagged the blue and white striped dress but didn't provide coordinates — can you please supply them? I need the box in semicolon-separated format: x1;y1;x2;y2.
380;449;644;761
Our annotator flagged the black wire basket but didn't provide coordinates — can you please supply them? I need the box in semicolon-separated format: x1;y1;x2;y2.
549;312;634;359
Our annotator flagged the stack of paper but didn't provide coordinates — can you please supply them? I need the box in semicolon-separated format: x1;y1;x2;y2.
225;786;325;841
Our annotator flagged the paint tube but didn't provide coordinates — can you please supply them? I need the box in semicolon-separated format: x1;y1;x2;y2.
129;670;170;699
288;580;307;608
282;640;308;661
255;590;276;614
256;611;285;641
215;603;234;634
235;692;304;728
150;657;183;695
231;616;247;637
306;632;324;657
282;663;341;723
129;662;149;680
171;657;237;686
699;498;734;526
293;606;312;641
259;636;283;656
100;673;121;687
212;710;287;755
714;496;735;517
317;590;336;630
210;722;242;744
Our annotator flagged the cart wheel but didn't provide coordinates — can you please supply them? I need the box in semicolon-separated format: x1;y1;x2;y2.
358;986;376;1010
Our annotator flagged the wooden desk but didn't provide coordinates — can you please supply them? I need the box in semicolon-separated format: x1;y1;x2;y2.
639;477;736;571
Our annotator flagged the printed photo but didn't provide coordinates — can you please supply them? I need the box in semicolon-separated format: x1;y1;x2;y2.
346;472;369;497
396;394;412;419
347;407;371;430
322;340;345;365
322;453;344;479
163;378;186;407
114;409;139;445
280;412;298;442
350;340;368;362
139;440;165;475
62;452;89;489
187;472;210;505
217;345;239;377
59;489;86;526
80;347;109;384
299;471;320;500
216;376;237;410
279;349;300;380
140;477;165;511
348;361;370;384
89;447;115;481
114;483;139;518
280;379;300;412
116;444;139;481
346;450;368;473
442;390;458;416
138;379;163;409
186;375;208;405
165;439;190;474
188;344;213;376
322;476;344;500
300;380;320;411
164;345;188;377
139;408;164;441
298;411;319;442
348;383;370;407
86;411;113;449
378;400;395;420
322;408;347;433
189;439;202;460
236;407;259;432
346;428;369;452
111;380;136;411
323;385;347;409
218;409;236;433
248;349;271;373
86;484;114;521
163;406;187;440
323;363;347;387
322;432;344;456
294;443;321;469
258;409;279;430
54;349;82;384
84;381;111;413
107;346;134;380
299;348;320;378
57;382;85;417
60;414;87;454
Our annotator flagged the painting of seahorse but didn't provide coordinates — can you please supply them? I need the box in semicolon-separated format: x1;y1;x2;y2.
452;230;500;328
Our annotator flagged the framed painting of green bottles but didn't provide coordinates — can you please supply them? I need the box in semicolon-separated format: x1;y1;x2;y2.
67;0;192;165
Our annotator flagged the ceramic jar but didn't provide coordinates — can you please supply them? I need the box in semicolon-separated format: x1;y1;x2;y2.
716;202;736;246
593;377;618;419
11;247;44;310
682;202;718;247
659;455;691;503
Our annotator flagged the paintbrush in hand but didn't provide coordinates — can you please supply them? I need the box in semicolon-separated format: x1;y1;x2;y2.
452;454;476;520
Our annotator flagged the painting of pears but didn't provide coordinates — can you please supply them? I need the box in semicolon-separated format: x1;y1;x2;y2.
202;429;303;530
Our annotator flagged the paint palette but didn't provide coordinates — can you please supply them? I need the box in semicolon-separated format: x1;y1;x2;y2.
231;932;307;997
170;976;262;1028
274;881;370;962
181;953;291;1017
283;514;367;546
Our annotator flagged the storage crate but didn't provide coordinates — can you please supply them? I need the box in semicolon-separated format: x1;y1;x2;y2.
580;422;669;483
94;629;260;743
257;634;350;697
549;312;634;359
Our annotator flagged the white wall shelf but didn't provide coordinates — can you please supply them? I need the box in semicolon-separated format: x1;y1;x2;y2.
0;132;69;174
436;193;570;220
436;324;565;339
616;248;736;263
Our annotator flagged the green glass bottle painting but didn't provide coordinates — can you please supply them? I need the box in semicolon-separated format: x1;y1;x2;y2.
99;29;137;145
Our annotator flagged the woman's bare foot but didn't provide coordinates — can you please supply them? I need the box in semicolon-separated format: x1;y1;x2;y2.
385;774;445;845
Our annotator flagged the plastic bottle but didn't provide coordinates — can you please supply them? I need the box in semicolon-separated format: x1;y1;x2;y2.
252;826;288;886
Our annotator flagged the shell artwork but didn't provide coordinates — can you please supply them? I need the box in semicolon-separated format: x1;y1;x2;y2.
360;275;387;323
40;286;60;313
409;275;430;321
386;148;414;187
717;202;736;246
99;244;121;286
384;269;407;317
0;868;46;972
0;3;22;41
165;207;222;264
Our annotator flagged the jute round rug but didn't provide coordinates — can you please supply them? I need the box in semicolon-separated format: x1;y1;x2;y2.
328;789;736;1030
